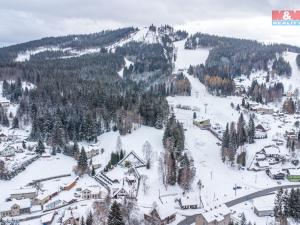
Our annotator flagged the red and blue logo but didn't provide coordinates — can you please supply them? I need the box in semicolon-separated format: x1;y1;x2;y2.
272;10;300;25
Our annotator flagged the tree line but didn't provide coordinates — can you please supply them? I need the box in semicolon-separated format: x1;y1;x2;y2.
161;114;195;190
185;32;299;78
274;188;300;224
221;113;255;166
247;79;284;104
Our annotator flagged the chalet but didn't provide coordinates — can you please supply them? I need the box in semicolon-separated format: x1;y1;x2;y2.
41;212;55;225
266;169;285;180
0;146;16;157
253;195;274;217
0;199;31;218
234;85;246;95
254;131;267;139
284;130;297;140
259;145;281;158
287;169;300;182
195;204;231;225
10;188;37;200
144;208;176;225
118;151;146;168
0;101;10;108
112;187;130;199
255;124;267;133
81;186;105;200
193;119;211;130
0;133;8;142
32;192;51;205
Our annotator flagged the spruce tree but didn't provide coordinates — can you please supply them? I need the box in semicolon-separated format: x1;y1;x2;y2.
107;201;125;225
36;140;45;154
221;123;230;162
73;142;80;159
86;211;93;225
240;213;247;225
51;147;56;156
274;188;284;221
248;116;255;144
80;217;85;225
78;147;88;172
12;117;19;129
91;166;95;176
237;113;246;146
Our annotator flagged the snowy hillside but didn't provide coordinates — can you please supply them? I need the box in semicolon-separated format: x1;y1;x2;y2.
14;26;171;62
1;27;300;225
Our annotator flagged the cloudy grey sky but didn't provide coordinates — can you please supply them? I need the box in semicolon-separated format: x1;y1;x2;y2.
1;0;300;47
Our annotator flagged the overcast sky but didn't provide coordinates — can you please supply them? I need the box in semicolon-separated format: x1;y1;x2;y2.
1;0;300;47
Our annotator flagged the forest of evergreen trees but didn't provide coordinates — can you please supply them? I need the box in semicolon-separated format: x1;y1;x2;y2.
161;114;195;190
185;33;299;81
221;113;255;166
282;98;296;114
188;65;235;96
274;188;300;223
0;27;178;147
272;56;292;76
0;27;136;65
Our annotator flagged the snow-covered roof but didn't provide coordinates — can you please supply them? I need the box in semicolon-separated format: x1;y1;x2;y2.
82;186;103;195
148;206;176;220
11;188;36;195
0;199;31;212
180;196;199;206
118;151;146;167
255;153;266;160
262;146;280;155
41;212;55;223
36;192;51;200
288;169;300;176
253;194;275;212
201;204;230;223
257;161;269;168
30;205;42;212
268;169;284;175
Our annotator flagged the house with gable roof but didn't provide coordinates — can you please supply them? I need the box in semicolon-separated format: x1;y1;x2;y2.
118;151;146;168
